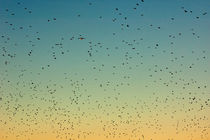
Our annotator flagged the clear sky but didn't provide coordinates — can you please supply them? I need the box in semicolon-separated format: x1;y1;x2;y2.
0;0;210;140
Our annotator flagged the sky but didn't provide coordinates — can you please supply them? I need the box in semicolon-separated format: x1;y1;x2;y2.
0;0;210;140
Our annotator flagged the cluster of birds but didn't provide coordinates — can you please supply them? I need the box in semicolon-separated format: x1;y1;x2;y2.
0;0;210;140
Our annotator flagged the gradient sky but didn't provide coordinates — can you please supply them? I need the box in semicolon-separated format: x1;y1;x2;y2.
0;0;210;140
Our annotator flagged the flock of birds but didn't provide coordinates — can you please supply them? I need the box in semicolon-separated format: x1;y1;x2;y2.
0;0;210;140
